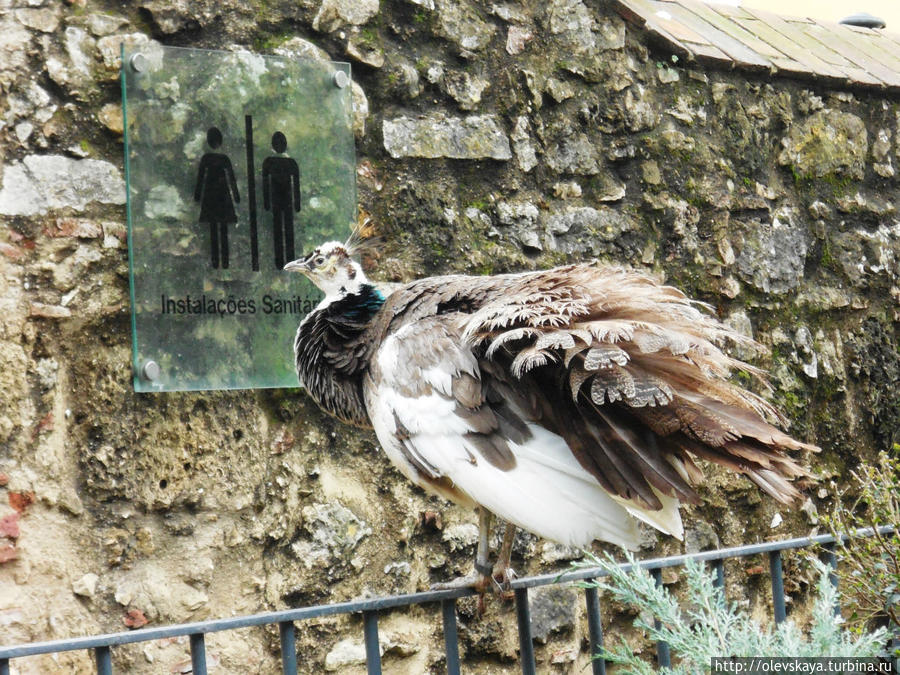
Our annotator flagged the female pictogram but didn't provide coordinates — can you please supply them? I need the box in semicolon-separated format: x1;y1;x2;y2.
262;131;301;270
194;127;240;269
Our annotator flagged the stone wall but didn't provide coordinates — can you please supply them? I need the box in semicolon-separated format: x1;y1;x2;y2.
1;0;899;672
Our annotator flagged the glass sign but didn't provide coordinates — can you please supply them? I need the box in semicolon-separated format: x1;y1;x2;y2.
122;45;355;392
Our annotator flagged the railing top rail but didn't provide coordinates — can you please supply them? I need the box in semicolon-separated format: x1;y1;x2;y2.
510;525;896;590
0;525;894;661
0;586;476;659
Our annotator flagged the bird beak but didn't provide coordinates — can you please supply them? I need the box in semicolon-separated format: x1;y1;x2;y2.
283;258;310;273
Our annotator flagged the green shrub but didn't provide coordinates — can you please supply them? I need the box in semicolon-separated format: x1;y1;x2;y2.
577;552;890;674
823;449;900;635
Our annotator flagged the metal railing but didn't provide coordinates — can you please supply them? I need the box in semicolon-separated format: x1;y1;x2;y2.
0;526;895;675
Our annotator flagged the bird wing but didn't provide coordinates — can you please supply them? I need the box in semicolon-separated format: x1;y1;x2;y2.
461;264;815;509
364;313;646;549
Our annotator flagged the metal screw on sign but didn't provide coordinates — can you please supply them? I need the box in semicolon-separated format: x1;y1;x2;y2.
130;53;148;73
332;70;349;89
141;360;161;382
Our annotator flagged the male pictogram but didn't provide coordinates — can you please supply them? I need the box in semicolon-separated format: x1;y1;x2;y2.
262;131;301;270
194;127;240;269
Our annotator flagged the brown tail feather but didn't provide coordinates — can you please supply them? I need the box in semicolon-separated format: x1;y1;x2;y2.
453;263;815;512
588;420;664;510
594;406;701;504
678;392;819;453
745;469;802;504
674;435;807;504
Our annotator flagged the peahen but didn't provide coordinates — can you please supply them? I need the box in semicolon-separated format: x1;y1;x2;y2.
286;239;815;590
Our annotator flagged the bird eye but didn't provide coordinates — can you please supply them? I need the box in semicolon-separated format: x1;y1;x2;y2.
314;256;325;265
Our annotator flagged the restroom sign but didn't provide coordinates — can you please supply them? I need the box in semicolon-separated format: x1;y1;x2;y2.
122;45;355;392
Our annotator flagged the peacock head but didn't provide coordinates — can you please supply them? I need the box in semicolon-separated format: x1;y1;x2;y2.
284;241;368;300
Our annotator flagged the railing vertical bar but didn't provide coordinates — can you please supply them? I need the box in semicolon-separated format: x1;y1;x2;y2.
363;610;382;675
769;551;787;624
279;620;297;674
891;636;900;675
514;588;536;675
823;542;840;617
95;645;112;675
0;658;8;675
822;542;838;586
712;559;725;590
650;568;671;668
190;633;207;675
584;584;606;675
441;599;461;675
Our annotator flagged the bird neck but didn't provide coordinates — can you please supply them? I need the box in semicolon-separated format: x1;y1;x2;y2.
320;283;386;323
295;283;386;428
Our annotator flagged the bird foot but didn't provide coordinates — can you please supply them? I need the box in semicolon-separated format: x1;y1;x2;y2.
491;564;517;600
430;573;493;594
431;573;497;615
430;566;516;597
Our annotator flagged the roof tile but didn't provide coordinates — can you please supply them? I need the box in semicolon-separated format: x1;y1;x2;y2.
613;0;900;92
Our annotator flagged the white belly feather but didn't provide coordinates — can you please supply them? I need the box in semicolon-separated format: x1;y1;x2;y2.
366;378;683;550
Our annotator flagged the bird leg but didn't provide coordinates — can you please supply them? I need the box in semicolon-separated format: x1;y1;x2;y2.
473;507;494;592
491;522;517;595
430;507;495;594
